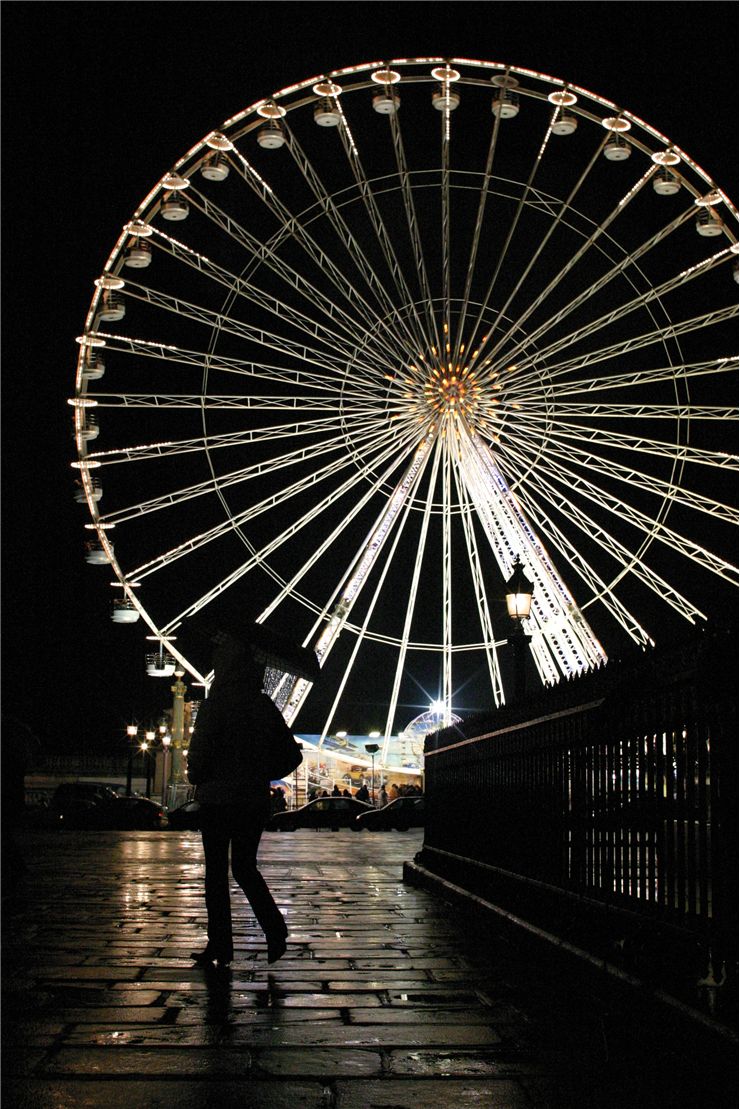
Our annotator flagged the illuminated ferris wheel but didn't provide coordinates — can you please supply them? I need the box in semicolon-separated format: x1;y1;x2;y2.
71;58;738;754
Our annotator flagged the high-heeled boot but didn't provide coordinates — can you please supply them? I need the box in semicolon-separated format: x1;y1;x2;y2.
190;942;233;968
266;925;288;964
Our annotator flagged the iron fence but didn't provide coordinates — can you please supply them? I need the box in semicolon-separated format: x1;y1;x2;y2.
420;628;737;976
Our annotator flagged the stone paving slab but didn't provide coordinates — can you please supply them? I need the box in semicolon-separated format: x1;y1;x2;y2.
0;1080;332;1109
3;828;737;1108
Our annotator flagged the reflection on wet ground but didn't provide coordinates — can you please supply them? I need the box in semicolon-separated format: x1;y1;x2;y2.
2;828;735;1108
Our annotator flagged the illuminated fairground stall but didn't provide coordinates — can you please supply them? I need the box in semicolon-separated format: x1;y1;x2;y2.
288;704;460;806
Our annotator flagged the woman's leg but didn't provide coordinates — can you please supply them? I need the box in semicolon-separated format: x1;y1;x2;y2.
199;805;234;959
230;812;286;942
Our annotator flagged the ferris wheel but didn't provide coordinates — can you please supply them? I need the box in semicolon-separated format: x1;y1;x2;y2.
71;58;738;752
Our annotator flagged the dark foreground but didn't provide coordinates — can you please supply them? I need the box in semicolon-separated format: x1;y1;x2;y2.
2;829;736;1108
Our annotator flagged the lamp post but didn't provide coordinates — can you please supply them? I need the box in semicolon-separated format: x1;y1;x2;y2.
161;733;171;806
126;724;138;796
505;556;534;703
365;743;380;806
168;669;187;810
143;730;156;797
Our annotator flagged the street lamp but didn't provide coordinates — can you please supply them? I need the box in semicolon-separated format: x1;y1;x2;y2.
365;743;380;806
505;556;534;703
126;724;138;796
142;731;156;797
161;733;171;806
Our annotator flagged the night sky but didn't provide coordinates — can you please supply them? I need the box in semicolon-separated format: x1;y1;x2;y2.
3;2;737;758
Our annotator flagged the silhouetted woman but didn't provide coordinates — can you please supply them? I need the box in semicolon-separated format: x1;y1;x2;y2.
187;637;288;968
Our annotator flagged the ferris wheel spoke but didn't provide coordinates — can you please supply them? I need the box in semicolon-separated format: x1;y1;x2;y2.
458;433;600;680
441;96;454;338
484;170;682;367
504;244;735;379
92;331;377;394
226;142;421;367
516;399;736;421
259;426;432;628
282;125;427;361
512;483;653;643
145;227;397;375
332;106;432;357
386;105;444;354
161;422;427;633
511;462;707;621
453;112;503;362
479;135;609;367
180;179;407;365
464;110;558;364
380;438;445;751
318;451;436;748
504;423;737;524
99;411;402;529
507;437;737;582
276;434;439;722
503;418;738;471
87;392;347;411
451;460;506;704
119;281;388;381
519;303;738;380
490;206;698;376
508;356;738;400
83;424;332;467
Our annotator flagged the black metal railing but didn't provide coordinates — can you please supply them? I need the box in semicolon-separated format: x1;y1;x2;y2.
418;627;737;981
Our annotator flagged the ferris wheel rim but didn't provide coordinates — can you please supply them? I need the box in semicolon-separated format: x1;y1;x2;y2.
72;55;738;729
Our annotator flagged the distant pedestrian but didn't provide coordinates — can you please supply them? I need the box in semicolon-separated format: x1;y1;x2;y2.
271;787;287;813
187;637;288;968
342;789;351;798
356;783;370;803
331;784;342;797
379;786;389;807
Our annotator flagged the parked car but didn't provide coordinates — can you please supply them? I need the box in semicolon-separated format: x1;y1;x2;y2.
355;795;425;831
46;783;118;829
267;796;372;831
42;783;165;830
108;796;166;829
53;782;120;807
166;800;201;830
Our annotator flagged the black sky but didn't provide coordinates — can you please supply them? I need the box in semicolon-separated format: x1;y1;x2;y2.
2;1;737;756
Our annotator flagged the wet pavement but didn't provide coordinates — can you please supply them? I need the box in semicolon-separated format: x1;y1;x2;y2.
2;828;736;1107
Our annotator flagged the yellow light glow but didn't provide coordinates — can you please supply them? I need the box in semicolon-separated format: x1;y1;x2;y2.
548;89;577;106
651;150;681;166
371;68;401;85
161;173;190;191
255;102;286;119
206;131;234;148
313;80;342;96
